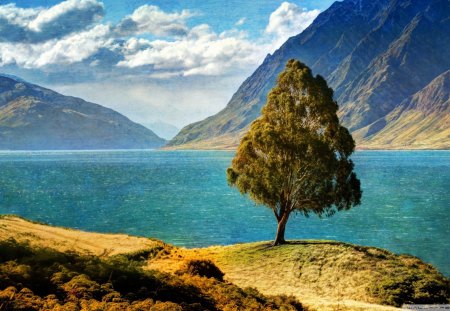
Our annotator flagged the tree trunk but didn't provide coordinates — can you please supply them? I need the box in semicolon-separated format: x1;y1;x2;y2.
273;213;289;246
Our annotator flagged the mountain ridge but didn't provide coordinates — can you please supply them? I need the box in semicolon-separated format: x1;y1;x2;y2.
168;0;449;150
355;70;450;149
0;75;166;150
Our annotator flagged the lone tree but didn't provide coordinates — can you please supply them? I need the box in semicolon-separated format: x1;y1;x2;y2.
227;59;362;246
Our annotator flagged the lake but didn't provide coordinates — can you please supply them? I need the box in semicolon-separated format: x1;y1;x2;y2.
0;150;448;276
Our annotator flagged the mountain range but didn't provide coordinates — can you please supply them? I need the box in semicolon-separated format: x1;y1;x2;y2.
0;75;166;150
168;0;450;149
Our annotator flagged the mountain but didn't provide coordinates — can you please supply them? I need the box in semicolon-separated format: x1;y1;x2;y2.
0;75;166;150
355;70;450;149
169;0;450;149
145;121;180;140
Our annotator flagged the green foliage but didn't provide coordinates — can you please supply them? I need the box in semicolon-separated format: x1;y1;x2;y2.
227;59;362;244
0;239;304;310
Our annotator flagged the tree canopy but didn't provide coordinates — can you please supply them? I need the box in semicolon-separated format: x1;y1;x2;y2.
227;59;362;245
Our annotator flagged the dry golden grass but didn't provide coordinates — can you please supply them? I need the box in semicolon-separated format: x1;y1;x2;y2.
147;242;405;311
0;215;162;257
355;110;450;150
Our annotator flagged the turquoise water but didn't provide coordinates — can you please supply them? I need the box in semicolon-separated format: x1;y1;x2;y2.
0;150;448;276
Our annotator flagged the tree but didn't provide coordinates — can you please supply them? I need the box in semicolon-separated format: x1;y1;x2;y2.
227;59;362;246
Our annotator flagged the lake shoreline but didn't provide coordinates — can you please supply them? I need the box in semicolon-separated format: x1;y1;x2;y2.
0;150;448;277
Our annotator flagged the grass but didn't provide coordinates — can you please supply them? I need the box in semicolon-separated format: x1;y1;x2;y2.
1;216;449;311
147;241;450;310
0;215;161;257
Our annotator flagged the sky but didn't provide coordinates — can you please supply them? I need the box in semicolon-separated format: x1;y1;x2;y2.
0;0;335;128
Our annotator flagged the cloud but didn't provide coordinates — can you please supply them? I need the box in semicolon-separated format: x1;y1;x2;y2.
0;24;112;68
0;0;104;43
266;2;320;49
0;1;320;79
115;5;194;37
29;0;104;34
235;17;246;26
0;2;262;76
117;24;262;77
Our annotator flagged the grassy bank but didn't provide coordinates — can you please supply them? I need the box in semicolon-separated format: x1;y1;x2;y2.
1;216;449;310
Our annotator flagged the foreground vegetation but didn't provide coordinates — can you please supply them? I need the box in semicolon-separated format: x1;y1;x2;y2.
0;239;303;310
1;216;449;311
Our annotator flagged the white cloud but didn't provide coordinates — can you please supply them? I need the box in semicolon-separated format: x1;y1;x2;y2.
235;17;246;26
116;3;322;77
115;5;194;37
0;1;320;77
0;4;37;27
266;2;320;49
0;2;264;76
36;24;111;67
118;24;263;77
0;0;104;43
0;24;111;68
29;0;103;31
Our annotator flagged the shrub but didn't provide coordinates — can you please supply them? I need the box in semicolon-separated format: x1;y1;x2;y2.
178;260;225;281
370;271;450;306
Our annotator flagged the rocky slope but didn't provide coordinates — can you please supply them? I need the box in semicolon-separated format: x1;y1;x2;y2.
0;75;166;150
169;0;449;149
356;70;450;148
